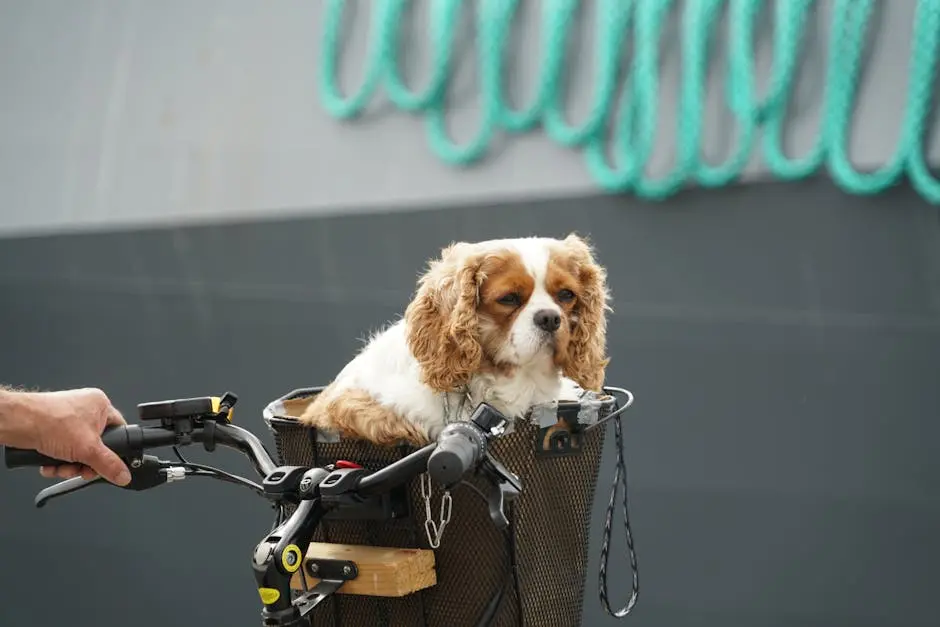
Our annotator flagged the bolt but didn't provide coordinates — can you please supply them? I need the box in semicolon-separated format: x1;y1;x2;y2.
131;459;142;468
343;565;353;577
253;544;272;567
299;477;312;493
308;562;319;575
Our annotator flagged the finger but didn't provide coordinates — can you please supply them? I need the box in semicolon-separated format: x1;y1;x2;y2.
105;404;126;427
81;442;131;486
54;464;83;479
80;466;99;482
39;466;57;478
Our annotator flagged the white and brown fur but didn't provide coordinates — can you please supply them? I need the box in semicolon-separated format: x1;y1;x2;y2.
298;234;611;447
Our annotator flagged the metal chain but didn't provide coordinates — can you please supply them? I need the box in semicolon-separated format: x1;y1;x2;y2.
441;388;473;425
442;392;451;426
426;388;468;549
421;473;453;549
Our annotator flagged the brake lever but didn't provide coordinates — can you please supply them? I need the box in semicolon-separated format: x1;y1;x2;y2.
479;452;522;529
35;476;98;508
34;455;179;508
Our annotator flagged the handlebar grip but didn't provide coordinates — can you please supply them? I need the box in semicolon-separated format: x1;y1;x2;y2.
3;448;67;468
427;422;486;488
3;425;135;469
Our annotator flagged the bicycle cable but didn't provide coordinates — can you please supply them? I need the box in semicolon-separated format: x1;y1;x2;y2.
169;443;267;496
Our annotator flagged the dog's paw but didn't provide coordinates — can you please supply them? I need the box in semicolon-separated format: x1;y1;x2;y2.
559;377;585;403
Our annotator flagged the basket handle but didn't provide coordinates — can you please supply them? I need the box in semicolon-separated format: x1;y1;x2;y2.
597;390;640;618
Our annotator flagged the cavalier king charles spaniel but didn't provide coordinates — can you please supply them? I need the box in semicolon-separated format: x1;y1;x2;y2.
298;233;610;446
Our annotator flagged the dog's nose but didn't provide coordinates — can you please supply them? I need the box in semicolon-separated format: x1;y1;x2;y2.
534;309;561;333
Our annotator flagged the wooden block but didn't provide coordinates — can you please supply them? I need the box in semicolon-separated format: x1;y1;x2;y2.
290;543;437;598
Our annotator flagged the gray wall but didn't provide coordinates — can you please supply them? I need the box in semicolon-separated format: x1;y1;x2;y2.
2;2;940;627
3;182;940;627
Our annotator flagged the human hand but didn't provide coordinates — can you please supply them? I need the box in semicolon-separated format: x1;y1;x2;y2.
27;388;132;486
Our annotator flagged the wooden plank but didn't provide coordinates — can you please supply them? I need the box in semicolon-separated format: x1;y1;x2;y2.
289;543;437;598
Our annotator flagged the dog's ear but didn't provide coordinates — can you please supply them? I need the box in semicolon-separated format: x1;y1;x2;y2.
559;233;611;391
405;244;484;392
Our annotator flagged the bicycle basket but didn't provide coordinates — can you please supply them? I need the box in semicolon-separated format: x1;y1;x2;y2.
263;386;626;627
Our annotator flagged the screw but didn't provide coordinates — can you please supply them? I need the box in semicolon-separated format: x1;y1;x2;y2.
343;565;353;577
308;563;319;575
299;477;312;493
131;459;142;468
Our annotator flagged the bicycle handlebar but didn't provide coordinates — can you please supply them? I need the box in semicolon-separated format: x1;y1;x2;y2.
426;421;487;488
1;391;520;627
4;424;161;468
3;404;506;495
3;421;280;478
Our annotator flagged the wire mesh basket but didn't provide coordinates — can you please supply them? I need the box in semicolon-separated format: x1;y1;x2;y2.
262;385;634;627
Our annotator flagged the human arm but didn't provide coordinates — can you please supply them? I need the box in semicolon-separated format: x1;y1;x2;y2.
0;386;131;486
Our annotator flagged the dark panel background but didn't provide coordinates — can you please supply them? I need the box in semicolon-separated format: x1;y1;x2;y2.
2;178;940;627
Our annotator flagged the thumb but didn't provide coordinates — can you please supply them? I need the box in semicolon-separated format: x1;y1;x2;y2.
82;442;132;486
105;405;126;427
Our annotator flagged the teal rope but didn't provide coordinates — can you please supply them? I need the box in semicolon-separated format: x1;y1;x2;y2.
697;0;759;189
317;0;387;119
423;0;502;164
541;0;631;147
825;0;901;194
317;0;940;204
382;0;456;111
759;0;823;180
492;0;558;132
907;0;940;201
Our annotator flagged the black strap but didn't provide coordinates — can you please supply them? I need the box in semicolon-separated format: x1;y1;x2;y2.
598;411;639;618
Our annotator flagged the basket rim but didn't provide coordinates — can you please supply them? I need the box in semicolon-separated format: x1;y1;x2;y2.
261;384;630;432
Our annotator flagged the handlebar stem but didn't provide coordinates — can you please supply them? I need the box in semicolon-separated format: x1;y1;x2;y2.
252;469;331;626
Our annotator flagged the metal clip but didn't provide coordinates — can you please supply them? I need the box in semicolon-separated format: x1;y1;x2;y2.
164;466;186;483
421;473;452;549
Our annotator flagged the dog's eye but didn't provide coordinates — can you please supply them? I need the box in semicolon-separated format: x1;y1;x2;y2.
557;289;576;303
497;292;522;307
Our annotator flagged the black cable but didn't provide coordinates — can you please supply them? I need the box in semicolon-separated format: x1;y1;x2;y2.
271;503;286;531
507;500;524;626
164;453;283;517
180;461;263;490
474;582;506;627
455;480;513;627
597;413;639;618
179;464;266;497
168;447;269;497
457;480;488;503
172;446;188;464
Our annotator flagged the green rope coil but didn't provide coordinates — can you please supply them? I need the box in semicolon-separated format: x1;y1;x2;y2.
318;0;940;204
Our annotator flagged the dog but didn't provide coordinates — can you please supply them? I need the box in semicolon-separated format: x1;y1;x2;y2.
298;233;611;447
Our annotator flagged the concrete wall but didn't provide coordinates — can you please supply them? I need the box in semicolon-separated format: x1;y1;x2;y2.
2;2;940;627
0;0;936;237
3;181;940;627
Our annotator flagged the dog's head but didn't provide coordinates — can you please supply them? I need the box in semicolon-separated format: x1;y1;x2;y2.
404;234;611;392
